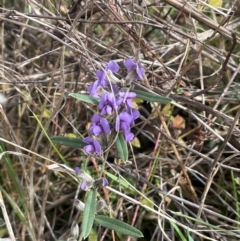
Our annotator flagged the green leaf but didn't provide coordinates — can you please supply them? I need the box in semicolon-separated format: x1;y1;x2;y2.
188;231;194;241
132;89;172;103
0;188;29;228
115;133;128;162
51;136;85;149
0;145;29;217
105;171;134;190
171;221;187;241
95;215;143;238
81;190;97;239
69;93;100;104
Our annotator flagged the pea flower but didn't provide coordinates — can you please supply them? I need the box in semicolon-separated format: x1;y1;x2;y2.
123;129;134;142
89;114;111;136
127;109;140;125
124;59;145;80
117;91;136;109
99;92;118;115
115;112;134;141
88;60;120;97
82;137;102;155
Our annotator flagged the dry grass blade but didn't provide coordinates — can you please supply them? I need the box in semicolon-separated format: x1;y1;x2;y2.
0;0;240;240
0;191;16;241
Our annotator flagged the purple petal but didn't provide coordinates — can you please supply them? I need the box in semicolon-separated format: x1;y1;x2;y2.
107;93;115;103
92;114;101;124
112;85;120;94
75;167;81;175
106;60;120;73
96;70;105;80
124;59;145;80
126;99;134;108
89;125;102;136
120;122;131;131
83;136;93;144
124;130;134;142
92;139;102;155
102;177;108;186
81;181;87;190
98;93;107;110
99;93;118;115
88;80;99;97
119;112;133;124
119;92;136;98
100;118;110;134
136;65;145;80
106;106;113;115
83;137;102;155
132;110;140;119
84;144;95;154
124;59;137;71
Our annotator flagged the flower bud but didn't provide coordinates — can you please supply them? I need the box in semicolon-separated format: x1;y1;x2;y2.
74;199;85;211
94;177;108;188
71;222;79;238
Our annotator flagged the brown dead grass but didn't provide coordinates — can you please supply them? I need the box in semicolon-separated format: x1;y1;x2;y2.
1;0;240;240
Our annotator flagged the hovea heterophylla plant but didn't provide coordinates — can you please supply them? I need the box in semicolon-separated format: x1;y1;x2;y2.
51;58;172;240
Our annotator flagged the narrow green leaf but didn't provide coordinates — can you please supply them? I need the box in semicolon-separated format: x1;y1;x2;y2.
171;221;187;241
115;133;128;162
51;136;85;148
95;215;143;238
132;89;172;103
69;93;100;104
187;230;194;241
104;171;134;190
0;188;29;229
0;145;29;216
81;190;97;239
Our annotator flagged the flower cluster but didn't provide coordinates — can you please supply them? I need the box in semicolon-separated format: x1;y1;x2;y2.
83;59;145;156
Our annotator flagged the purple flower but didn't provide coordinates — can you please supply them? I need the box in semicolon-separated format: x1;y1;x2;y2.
106;60;120;73
115;112;132;132
127;109;140;125
83;136;102;155
89;114;111;136
88;61;120;97
111;84;120;95
88;80;100;97
96;70;109;87
98;61;120;85
115;112;136;142
117;91;136;109
123;129;134;142
124;59;145;80
99;93;118;115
